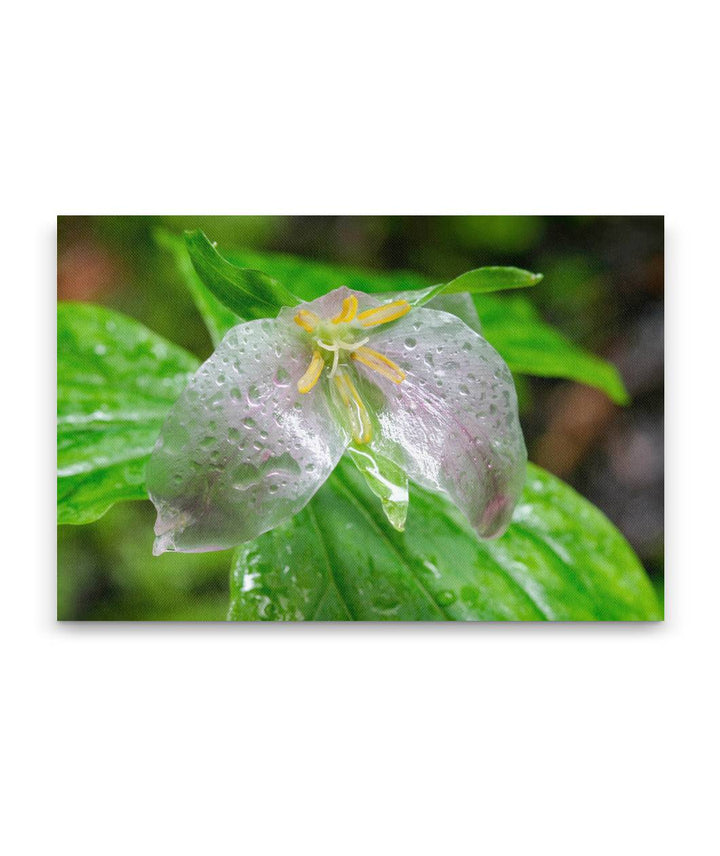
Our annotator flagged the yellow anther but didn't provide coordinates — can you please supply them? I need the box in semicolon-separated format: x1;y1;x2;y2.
331;294;359;324
351;346;406;384
294;309;320;333
297;349;324;393
333;371;372;444
356;299;411;328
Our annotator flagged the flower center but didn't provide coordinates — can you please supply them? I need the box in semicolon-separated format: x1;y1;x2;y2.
293;293;411;444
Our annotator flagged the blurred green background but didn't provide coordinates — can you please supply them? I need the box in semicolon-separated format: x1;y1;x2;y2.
57;216;664;620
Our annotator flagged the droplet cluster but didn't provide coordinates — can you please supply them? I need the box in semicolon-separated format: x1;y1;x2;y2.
147;319;348;552
354;308;527;537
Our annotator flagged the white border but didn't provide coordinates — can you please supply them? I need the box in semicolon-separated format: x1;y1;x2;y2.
4;2;715;854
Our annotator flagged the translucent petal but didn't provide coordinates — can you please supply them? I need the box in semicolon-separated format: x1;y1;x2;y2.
374;288;483;334
276;285;383;326
147;318;349;553
353;308;527;538
426;292;483;335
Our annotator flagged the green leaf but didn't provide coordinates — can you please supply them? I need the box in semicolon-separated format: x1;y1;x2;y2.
184;230;301;321
224;245;431;300
347;445;409;532
224;246;540;302
220;246;627;403
228;459;660;621
57;302;199;524
155;228;239;347
444;265;543;294
408;266;543;305
472;293;630;404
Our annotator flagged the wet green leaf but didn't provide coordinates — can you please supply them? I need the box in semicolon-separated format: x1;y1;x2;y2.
229;460;660;621
184;229;301;321
347;444;409;531
57;302;198;524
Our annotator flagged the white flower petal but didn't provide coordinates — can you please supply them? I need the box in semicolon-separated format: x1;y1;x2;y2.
426;292;483;335
147;318;349;553
354;308;527;538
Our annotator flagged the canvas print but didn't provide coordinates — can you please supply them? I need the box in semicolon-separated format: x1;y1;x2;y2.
57;216;664;621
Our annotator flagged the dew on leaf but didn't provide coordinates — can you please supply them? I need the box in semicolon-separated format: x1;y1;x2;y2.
437;590;457;606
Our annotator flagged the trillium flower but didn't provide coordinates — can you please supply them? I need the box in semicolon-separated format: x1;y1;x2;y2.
147;287;527;554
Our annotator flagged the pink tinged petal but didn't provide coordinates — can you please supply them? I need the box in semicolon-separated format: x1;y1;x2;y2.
356;308;527;538
146;318;349;554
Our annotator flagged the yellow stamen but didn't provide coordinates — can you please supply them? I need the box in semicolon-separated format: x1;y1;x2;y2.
297;349;324;393
294;309;320;333
356;299;411;328
331;294;359;324
333;371;372;444
351;346;406;384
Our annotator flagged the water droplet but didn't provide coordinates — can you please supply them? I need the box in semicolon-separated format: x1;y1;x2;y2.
243;417;256;430
404;337;417;350
372;594;401;613
275;367;290;387
437;590;457;606
422;560;441;579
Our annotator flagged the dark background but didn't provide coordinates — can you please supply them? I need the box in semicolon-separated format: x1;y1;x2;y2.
57;216;664;620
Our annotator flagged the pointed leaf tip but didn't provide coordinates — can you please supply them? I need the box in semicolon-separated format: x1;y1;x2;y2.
184;230;301;321
442;265;544;296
